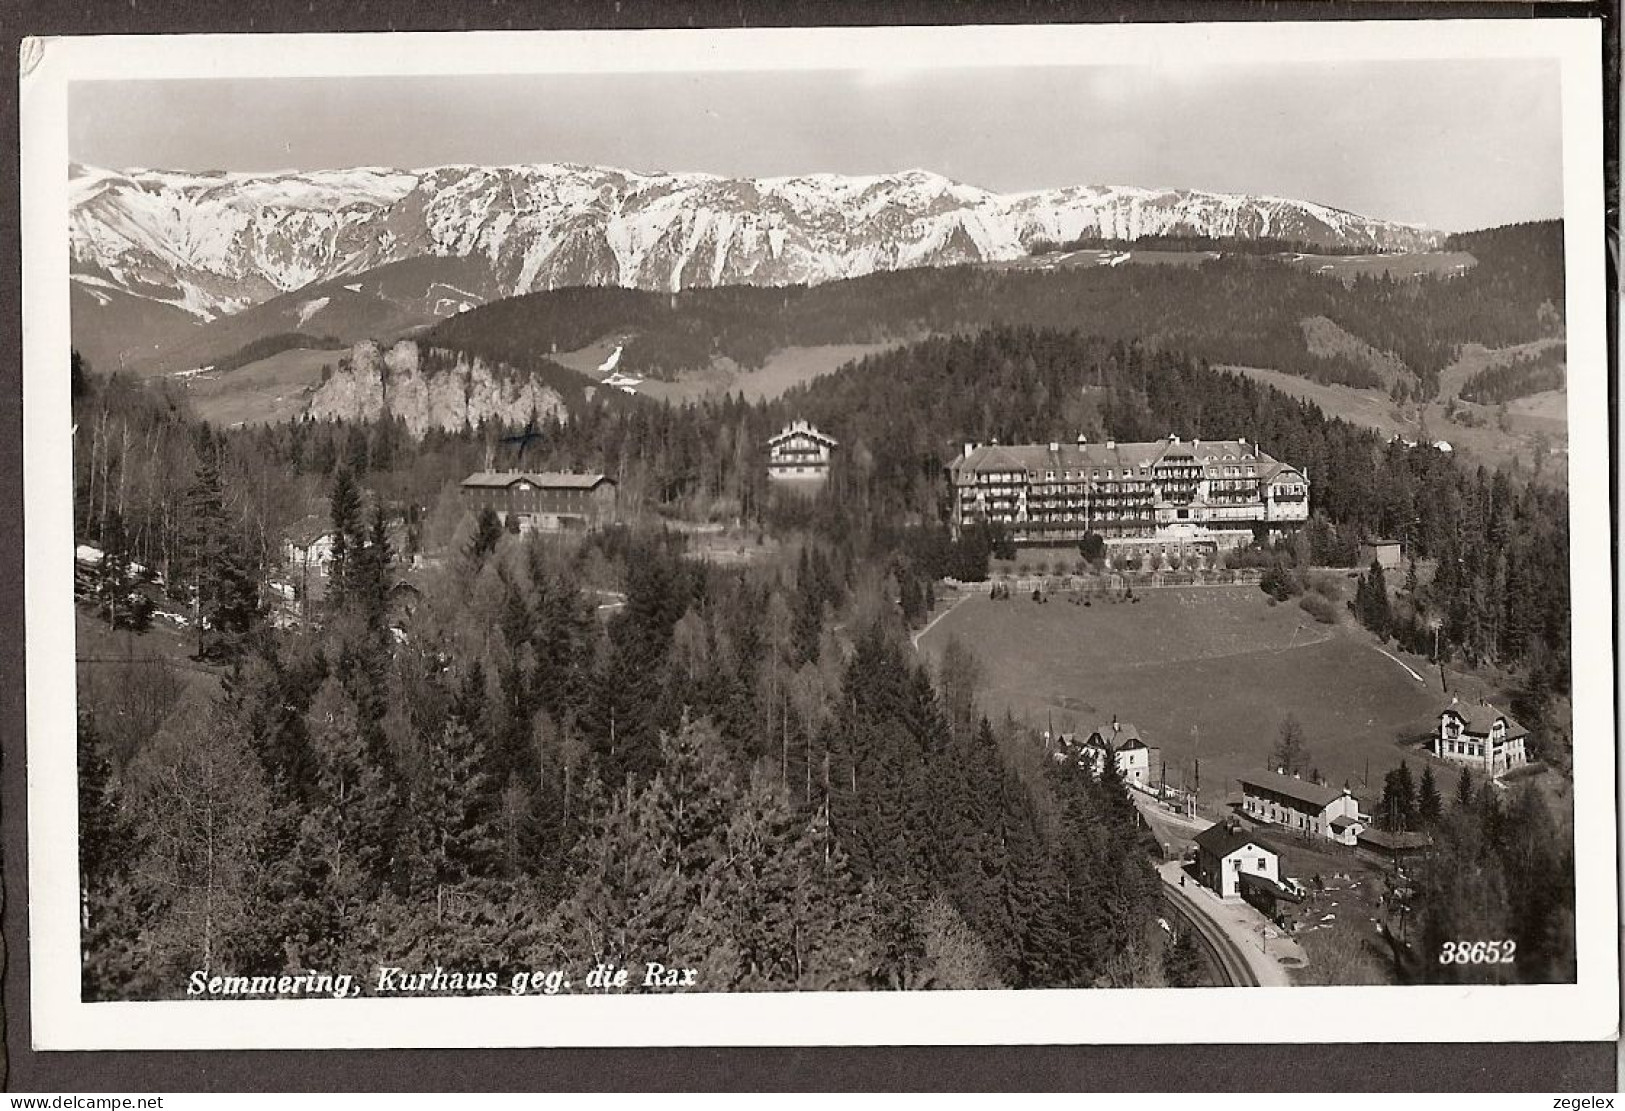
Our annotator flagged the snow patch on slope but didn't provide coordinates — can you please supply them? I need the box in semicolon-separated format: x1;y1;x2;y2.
296;296;330;327
70;160;1446;323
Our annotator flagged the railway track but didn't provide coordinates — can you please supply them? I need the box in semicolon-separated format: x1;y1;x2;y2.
1161;881;1261;987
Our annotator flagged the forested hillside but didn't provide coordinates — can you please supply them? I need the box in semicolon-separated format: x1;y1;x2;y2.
78;421;1163;997
426;221;1563;397
75;309;1576;994
1458;343;1567;404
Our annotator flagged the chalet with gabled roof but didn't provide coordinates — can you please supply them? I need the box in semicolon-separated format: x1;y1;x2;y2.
1435;696;1529;778
767;420;837;483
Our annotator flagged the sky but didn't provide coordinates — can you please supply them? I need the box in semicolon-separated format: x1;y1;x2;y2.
68;60;1563;233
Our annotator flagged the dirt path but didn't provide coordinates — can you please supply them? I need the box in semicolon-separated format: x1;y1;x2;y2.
911;589;972;650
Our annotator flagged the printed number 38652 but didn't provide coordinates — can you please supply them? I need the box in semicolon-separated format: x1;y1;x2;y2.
1439;940;1517;964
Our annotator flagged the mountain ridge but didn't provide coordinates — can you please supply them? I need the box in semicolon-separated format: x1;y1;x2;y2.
69;160;1443;330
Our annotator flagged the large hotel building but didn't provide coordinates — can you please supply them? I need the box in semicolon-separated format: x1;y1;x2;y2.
948;434;1308;550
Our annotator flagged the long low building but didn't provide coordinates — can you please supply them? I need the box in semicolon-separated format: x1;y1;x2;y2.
1237;769;1366;846
948;433;1308;549
460;471;617;532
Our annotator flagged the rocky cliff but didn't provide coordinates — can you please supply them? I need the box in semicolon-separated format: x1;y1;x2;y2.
307;340;566;436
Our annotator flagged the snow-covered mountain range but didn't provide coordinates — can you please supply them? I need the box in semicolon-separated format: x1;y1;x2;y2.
69;161;1442;323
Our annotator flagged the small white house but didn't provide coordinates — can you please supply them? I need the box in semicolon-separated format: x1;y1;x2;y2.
1084;718;1158;786
1193;820;1284;901
282;515;338;590
284;532;336;576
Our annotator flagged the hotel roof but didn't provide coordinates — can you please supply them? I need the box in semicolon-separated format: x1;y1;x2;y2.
949;436;1301;482
461;471;613;490
1237;769;1349;810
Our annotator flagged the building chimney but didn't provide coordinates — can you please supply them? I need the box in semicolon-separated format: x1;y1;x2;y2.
1049;441;1060;453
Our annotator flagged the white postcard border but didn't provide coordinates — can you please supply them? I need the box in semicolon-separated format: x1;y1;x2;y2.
20;18;1617;1050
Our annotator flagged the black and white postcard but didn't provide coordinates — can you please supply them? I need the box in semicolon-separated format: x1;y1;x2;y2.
18;18;1616;1050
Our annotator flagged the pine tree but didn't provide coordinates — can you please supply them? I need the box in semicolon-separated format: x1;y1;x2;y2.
282;677;401;965
1357;559;1392;638
1380;761;1420;831
326;466;366;610
420;716;503;891
469;506;504;564
79;711;150;998
208;540;262;661
1417;764;1443;828
179;439;229;658
1395;761;1417;828
680;771;879;991
1454;765;1475;809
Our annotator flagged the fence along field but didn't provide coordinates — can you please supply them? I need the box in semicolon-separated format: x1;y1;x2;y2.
916;585;1443;808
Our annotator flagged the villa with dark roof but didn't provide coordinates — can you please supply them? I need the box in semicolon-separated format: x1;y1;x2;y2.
1085;718;1157;786
1435;697;1530;778
1237;769;1366;845
460;471;617;532
947;433;1308;550
1055;717;1159;786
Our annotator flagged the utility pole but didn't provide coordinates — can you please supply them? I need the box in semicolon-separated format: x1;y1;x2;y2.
1191;724;1201;818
